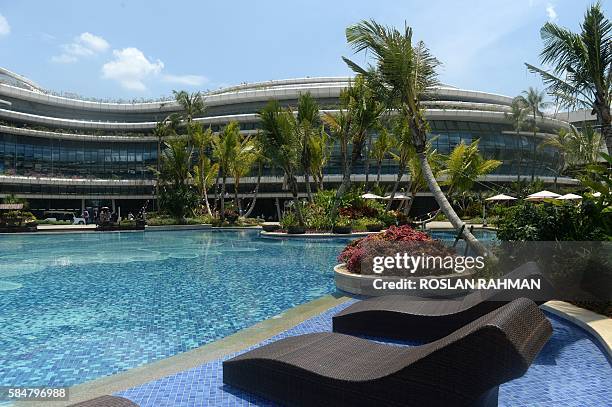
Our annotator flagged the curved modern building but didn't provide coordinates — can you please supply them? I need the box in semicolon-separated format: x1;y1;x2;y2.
0;67;573;216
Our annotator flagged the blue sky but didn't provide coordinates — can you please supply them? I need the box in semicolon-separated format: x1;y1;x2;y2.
0;0;607;100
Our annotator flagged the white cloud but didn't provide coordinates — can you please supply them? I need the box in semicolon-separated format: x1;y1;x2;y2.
0;14;10;37
101;47;164;91
52;32;109;63
546;3;558;22
161;74;208;86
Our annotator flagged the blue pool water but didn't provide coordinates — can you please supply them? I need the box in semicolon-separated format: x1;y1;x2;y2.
0;230;346;387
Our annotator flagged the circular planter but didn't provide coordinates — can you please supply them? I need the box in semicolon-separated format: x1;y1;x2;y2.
262;223;281;232
334;263;475;297
332;226;352;234
287;226;306;234
366;224;383;232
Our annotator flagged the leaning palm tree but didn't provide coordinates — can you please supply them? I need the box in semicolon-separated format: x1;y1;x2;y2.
526;2;611;154
212;121;240;219
505;97;529;181
371;125;394;188
343;20;486;253
517;87;550;181
258;100;305;226
404;143;441;215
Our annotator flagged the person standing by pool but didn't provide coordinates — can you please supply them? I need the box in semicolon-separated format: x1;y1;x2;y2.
82;209;89;225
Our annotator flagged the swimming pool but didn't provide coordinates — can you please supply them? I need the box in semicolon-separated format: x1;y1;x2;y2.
0;230;345;387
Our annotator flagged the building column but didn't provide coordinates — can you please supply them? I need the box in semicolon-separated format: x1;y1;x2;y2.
81;199;85;213
112;199;116;212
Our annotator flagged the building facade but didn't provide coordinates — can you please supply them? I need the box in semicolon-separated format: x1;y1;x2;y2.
0;67;573;217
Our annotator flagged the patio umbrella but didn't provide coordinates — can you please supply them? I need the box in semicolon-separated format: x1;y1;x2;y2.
485;194;517;202
557;193;582;200
525;190;561;201
361;193;384;199
383;193;411;200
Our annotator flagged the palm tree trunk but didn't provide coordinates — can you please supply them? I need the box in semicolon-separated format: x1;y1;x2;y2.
375;160;382;188
203;187;212;216
304;171;313;201
531;109;536;181
234;178;241;215
417;151;490;257
404;191;415;215
386;165;405;210
288;175;305;226
220;174;227;220
243;165;262;218
598;103;612;156
364;133;372;189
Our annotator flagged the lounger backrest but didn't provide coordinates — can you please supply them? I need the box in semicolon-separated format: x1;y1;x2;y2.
398;298;552;402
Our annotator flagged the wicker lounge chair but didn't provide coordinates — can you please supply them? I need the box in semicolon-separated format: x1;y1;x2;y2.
333;261;553;341
68;395;138;406
223;298;551;407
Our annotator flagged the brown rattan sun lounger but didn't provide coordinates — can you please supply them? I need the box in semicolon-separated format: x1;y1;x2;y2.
223;298;551;407
333;261;553;341
68;395;138;406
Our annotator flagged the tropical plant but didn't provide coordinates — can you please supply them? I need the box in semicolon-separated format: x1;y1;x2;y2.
386;118;413;209
440;139;502;195
322;75;384;200
516;87;551;181
371;125;394;188
191;123;217;216
404;142;441;215
308;127;331;191
539;124;603;187
173;90;205;125
296;92;321;200
229;133;257;213
212;121;240;219
155;138;197;219
505;97;529;181
258;100;305;226
342;20;488;254
526;2;611;154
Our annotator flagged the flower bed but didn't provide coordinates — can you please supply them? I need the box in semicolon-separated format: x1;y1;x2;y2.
338;225;459;276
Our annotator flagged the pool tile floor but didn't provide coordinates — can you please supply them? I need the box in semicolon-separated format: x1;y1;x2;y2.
116;301;612;407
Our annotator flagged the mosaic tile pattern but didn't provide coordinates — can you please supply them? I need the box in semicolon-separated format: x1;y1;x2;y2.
117;302;611;407
0;231;348;387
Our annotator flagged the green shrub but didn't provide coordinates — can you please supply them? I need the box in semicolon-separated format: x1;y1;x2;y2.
497;200;608;241
280;211;299;229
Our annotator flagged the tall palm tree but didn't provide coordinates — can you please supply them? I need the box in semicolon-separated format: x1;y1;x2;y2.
322;75;384;200
173;90;205;124
212;121;240;219
296;93;320;201
308;126;331;191
155;137;195;219
526;2;611;154
258;100;305;226
440;139;502;196
505;97;529;181
191;123;216;216
386;118;412;210
517;87;550;181
343;20;487;253
371;126;394;188
230;134;257;213
243;135;266;218
540;124;603;171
